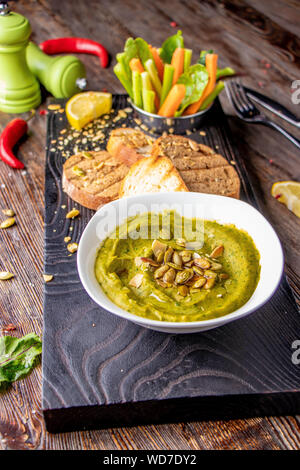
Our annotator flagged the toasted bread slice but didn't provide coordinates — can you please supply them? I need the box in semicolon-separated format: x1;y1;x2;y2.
107;127;154;166
62;150;130;210
151;135;240;199
119;154;189;198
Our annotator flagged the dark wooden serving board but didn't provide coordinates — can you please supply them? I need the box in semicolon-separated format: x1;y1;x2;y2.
42;95;300;433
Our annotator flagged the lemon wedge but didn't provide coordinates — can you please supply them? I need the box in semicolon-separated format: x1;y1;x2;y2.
271;181;300;218
66;91;112;130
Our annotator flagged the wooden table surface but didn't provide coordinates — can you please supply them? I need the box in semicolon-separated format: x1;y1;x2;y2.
0;0;299;450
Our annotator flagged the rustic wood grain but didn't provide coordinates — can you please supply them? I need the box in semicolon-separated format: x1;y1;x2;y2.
0;0;299;450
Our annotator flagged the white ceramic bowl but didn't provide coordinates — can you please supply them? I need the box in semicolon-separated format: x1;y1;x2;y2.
77;192;284;334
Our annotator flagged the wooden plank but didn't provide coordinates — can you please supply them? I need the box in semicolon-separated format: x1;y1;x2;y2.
0;0;299;450
42;97;300;433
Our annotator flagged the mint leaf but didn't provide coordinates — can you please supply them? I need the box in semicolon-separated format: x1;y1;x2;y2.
198;49;214;66
123;37;152;75
134;38;152;66
159;30;184;64
0;333;42;387
175;64;209;116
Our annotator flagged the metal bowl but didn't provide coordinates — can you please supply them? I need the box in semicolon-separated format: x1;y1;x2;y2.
130;100;212;135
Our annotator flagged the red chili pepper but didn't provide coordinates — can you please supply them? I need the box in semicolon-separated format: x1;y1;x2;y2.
0;119;27;169
39;37;109;68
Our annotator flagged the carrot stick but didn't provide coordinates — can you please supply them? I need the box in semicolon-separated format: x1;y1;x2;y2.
171;48;185;85
158;84;186;117
184;53;218;115
129;58;145;74
149;45;164;81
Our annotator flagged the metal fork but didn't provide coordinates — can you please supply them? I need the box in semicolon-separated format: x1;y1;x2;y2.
225;79;300;150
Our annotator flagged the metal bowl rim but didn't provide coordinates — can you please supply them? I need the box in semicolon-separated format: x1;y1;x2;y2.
129;100;212;120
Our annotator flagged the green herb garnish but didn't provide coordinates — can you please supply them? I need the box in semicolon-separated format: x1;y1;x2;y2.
0;333;42;388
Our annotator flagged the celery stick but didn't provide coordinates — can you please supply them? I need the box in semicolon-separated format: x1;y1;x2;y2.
132;71;143;109
184;49;192;72
114;63;133;99
160;64;174;107
200;81;225;110
216;67;235;80
141;71;153;91
116;52;131;83
142;89;155;114
144;59;162;97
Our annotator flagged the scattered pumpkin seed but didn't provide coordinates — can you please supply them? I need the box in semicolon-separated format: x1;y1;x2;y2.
67;242;78;253
48;104;61;110
0;271;14;280
66;209;80;219
2;209;15;217
0;217;15;229
64;236;71;243
43;274;53;283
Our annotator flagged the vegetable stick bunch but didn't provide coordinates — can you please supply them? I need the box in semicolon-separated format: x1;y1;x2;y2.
114;31;234;117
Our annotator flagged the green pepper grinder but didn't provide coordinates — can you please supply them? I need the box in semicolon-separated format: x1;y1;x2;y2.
0;1;41;113
26;42;86;99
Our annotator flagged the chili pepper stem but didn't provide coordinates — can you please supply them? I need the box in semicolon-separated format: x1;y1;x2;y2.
25;109;36;122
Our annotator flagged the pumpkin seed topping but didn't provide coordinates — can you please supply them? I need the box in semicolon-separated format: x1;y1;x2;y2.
210;245;224;258
130;238;229;296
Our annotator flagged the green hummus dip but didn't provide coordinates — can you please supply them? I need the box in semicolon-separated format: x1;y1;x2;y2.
95;211;260;322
